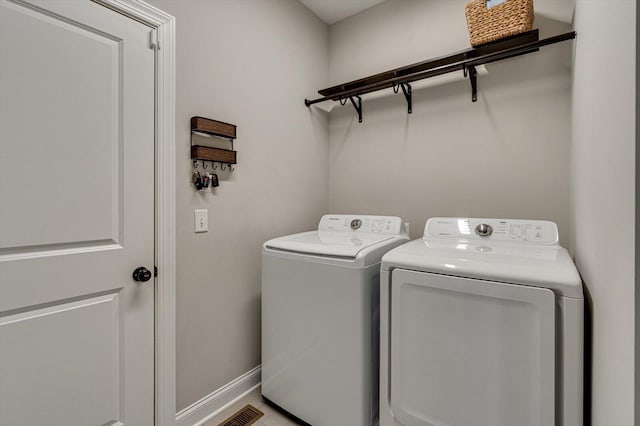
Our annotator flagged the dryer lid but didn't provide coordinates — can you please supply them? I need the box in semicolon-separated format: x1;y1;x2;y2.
381;218;583;298
424;217;559;245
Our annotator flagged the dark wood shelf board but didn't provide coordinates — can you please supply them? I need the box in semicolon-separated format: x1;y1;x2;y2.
191;116;236;139
306;30;576;106
191;145;237;164
319;30;539;98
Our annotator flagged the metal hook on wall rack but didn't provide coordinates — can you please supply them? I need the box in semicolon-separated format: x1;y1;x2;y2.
193;159;199;168
202;160;208;169
229;164;235;172
220;163;227;171
212;162;218;170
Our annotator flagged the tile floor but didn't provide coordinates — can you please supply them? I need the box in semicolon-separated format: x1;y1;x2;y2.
203;387;301;426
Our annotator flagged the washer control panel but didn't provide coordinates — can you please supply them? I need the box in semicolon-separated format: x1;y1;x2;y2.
319;215;404;235
425;217;559;244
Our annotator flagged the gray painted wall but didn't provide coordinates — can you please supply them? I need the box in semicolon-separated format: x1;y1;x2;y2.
146;1;637;421
327;0;573;244
146;0;329;411
637;0;640;421
571;1;636;424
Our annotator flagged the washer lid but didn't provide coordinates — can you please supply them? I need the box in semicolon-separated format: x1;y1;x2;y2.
265;230;395;258
264;214;407;259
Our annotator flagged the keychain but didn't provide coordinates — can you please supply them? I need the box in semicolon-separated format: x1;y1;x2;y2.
202;173;210;188
192;170;203;190
210;173;219;188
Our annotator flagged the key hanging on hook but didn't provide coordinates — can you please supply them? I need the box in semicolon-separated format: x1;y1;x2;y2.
192;170;203;190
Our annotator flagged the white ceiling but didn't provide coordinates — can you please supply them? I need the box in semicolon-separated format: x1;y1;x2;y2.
300;0;386;25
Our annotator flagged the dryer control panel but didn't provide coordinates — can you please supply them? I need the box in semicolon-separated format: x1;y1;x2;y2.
319;214;405;235
424;217;559;244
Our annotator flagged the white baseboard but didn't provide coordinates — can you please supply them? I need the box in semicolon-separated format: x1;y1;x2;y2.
175;365;261;426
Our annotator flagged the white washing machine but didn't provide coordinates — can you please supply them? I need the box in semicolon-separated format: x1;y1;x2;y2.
262;214;409;426
380;217;583;426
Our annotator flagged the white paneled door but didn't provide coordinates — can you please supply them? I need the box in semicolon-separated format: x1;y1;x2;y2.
0;1;155;425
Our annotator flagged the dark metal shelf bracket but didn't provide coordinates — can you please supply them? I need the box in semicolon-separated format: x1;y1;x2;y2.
402;83;412;113
394;82;413;113
464;65;478;102
346;95;363;123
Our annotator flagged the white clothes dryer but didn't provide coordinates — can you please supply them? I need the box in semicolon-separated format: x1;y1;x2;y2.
262;214;409;426
380;217;583;426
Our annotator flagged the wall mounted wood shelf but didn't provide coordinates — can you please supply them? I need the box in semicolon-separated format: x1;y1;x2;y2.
305;30;576;122
190;116;237;167
191;116;236;139
191;145;237;164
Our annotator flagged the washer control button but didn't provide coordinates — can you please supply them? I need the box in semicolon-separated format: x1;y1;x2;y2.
475;223;493;237
350;219;362;230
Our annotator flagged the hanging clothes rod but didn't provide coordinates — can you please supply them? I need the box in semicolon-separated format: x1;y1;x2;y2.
304;30;576;109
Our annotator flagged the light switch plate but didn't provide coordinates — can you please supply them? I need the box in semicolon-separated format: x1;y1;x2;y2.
195;209;208;233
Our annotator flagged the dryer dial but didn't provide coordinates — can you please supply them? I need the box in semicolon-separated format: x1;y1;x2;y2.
475;223;493;237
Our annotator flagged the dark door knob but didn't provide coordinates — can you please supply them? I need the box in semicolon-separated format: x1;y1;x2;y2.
132;267;152;282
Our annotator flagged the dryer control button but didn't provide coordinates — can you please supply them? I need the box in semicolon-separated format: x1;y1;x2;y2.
475;223;493;237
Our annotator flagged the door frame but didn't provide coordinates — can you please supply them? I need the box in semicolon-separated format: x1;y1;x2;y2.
91;1;176;425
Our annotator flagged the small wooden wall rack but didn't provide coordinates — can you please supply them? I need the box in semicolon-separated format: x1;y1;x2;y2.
305;30;576;122
190;116;237;170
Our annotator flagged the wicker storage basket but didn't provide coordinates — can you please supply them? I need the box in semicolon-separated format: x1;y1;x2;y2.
465;0;534;47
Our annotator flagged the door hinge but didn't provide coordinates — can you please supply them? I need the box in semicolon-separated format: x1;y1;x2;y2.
149;29;160;50
154;266;158;277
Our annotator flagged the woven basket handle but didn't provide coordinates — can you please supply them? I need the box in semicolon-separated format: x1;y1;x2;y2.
486;0;508;9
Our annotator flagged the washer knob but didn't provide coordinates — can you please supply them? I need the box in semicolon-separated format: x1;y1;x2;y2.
475;224;493;237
